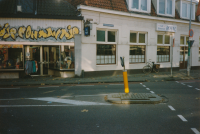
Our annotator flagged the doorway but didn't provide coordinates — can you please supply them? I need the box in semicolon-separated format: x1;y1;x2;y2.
25;46;49;76
180;46;188;69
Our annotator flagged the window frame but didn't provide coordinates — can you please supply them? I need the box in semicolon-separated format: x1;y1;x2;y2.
129;45;146;64
96;29;117;44
180;1;195;20
157;33;171;45
180;35;189;46
96;29;117;65
96;44;116;65
157;0;175;17
157;46;170;63
129;31;147;45
129;0;151;13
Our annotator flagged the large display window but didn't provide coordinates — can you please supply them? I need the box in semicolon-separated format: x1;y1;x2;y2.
0;45;23;69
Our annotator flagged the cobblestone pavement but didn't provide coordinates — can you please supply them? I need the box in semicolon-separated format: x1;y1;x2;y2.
0;70;199;87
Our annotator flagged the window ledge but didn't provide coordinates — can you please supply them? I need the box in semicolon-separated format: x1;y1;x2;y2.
96;64;117;67
129;9;150;14
157;13;174;17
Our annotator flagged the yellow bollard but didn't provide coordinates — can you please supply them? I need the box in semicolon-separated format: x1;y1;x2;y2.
123;70;129;93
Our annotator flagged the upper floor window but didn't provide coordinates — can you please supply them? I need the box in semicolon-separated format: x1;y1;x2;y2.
154;0;175;17
127;0;151;13
179;1;195;20
182;2;194;19
97;30;116;43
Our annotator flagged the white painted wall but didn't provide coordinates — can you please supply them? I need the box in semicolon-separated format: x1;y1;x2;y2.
81;9;200;72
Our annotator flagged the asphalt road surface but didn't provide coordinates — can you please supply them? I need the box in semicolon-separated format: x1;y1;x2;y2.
0;80;200;134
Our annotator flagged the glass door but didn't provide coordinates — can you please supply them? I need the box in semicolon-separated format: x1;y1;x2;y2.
180;46;188;69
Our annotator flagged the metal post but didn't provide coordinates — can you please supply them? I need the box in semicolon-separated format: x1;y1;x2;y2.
171;38;174;77
122;57;129;93
187;0;192;77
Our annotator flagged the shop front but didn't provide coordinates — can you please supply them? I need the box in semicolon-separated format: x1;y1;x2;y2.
0;19;81;79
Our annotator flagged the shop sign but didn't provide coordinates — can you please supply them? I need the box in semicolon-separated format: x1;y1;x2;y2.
0;23;80;42
156;23;177;32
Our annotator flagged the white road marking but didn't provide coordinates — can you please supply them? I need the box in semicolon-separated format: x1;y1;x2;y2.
143;85;146;87
109;84;124;85
0;88;20;89
38;86;59;88
187;85;193;87
191;128;200;134
140;83;143;84
76;85;94;86
146;88;150;90
195;88;200;90
176;81;179;83
0;105;83;107
27;97;111;105
150;91;155;94
177;115;187;122
181;83;186;85
168;105;175;111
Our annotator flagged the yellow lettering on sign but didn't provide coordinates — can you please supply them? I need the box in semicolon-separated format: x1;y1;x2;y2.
72;27;79;37
38;30;47;38
52;29;61;40
59;29;69;40
0;27;6;37
3;27;10;39
67;25;73;39
18;26;26;38
25;26;31;39
46;28;53;37
10;28;17;40
31;31;38;40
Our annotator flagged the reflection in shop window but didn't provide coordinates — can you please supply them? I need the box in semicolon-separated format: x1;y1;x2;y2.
96;44;116;65
129;45;145;63
0;45;23;69
157;46;170;62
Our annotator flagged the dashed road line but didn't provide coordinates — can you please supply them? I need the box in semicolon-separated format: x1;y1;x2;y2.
177;115;187;122
168;105;175;111
191;128;200;134
143;85;146;87
39;86;59;88
195;88;200;90
150;91;155;94
175;81;179;83
187;85;193;87
140;83;143;85
181;83;186;85
146;88;150;90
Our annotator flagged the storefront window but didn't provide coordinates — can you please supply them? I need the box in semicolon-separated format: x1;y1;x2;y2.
129;45;145;63
157;46;170;62
96;44;116;64
0;45;23;69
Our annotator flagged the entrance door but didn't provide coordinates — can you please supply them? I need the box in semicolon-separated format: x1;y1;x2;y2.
180;46;188;69
25;46;49;76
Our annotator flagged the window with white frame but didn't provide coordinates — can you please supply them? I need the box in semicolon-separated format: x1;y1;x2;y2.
157;46;170;62
181;2;194;20
180;35;189;45
129;0;150;13
157;34;170;62
157;0;174;16
96;30;116;65
129;32;146;63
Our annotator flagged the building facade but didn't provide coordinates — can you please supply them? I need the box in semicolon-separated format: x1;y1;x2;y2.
73;0;200;77
0;0;83;79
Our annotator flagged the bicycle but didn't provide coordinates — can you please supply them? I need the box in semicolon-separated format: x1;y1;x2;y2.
143;59;160;74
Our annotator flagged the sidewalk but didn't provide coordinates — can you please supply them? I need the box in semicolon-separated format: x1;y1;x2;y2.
0;70;199;87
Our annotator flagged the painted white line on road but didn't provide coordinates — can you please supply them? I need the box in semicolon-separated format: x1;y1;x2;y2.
38;86;59;88
187;85;193;87
195;88;200;90
76;85;94;86
176;81;179;83
181;83;186;85
146;88;150;90
178;115;187;122
27;97;111;105
109;84;124;85
143;85;146;87
150;91;155;94
140;83;143;84
168;105;175;111
191;128;200;134
0;88;20;89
